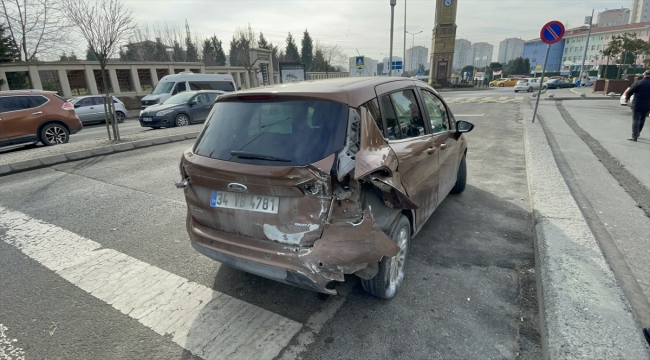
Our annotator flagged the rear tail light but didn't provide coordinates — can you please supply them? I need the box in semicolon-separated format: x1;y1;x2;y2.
62;102;74;110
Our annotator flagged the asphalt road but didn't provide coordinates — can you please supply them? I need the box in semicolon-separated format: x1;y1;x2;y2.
0;88;541;359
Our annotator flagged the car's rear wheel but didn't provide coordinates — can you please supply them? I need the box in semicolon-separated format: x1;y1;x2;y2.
361;215;410;299
528;87;534;92
40;123;69;146
175;114;190;127
499;84;504;87
450;154;467;194
116;111;125;123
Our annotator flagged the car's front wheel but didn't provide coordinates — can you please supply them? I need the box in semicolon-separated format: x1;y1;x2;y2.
450;154;467;194
175;114;190;127
116;111;125;123
499;84;505;87
40;123;69;146
361;215;410;299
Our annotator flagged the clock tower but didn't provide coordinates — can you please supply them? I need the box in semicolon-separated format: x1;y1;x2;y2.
428;0;458;86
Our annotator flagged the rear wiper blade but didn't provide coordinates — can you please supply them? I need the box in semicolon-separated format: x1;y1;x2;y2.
230;151;291;162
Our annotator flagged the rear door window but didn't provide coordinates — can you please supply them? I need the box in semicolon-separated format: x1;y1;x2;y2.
194;99;348;166
30;96;48;107
380;89;425;140
0;96;33;113
364;98;385;137
77;97;94;107
189;81;235;92
206;93;220;102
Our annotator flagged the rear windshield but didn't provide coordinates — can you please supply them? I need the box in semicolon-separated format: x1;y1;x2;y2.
189;81;235;92
194;99;348;166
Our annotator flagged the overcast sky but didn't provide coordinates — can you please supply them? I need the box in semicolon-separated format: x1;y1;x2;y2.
125;0;629;64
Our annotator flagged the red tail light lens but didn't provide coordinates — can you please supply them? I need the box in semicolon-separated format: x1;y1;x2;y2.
62;102;74;110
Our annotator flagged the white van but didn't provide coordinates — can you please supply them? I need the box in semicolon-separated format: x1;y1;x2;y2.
141;72;237;109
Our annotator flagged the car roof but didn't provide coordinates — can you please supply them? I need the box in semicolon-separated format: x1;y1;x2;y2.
0;90;57;95
220;77;421;108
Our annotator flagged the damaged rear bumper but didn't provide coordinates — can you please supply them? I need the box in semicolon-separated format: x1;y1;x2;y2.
187;209;399;295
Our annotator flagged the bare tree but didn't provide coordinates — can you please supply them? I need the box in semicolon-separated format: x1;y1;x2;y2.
0;0;71;61
233;24;258;88
316;42;348;76
63;0;134;141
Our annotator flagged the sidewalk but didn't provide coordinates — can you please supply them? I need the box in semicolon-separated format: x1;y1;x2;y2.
0;125;200;176
523;103;650;358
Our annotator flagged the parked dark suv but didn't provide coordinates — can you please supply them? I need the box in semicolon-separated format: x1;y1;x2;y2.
177;78;474;299
0;90;82;147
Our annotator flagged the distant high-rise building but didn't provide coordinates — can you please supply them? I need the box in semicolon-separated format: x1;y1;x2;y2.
348;56;378;77
470;42;493;69
453;39;472;71
497;38;525;64
630;0;650;23
405;46;429;72
597;8;630;27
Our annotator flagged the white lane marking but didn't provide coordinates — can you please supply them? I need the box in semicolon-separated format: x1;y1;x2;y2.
453;114;485;117
0;206;302;360
0;324;25;360
278;281;353;359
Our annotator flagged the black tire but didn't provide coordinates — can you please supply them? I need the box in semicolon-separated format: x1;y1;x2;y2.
489;84;494;87
528;87;534;93
514;90;519;93
116;111;125;123
152;126;161;129
450;154;467;194
40;123;69;146
499;84;504;87
361;215;410;299
175;114;190;127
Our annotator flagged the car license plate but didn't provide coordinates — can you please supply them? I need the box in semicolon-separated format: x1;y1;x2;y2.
210;190;279;214
143;117;152;122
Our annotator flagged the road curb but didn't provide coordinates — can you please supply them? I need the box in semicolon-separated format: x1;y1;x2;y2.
542;97;618;101
522;109;650;359
0;132;199;177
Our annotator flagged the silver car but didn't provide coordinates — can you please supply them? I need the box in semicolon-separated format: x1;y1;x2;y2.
69;95;128;124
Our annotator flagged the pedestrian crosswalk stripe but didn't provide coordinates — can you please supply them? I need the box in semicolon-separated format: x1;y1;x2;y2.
444;96;524;104
0;206;302;360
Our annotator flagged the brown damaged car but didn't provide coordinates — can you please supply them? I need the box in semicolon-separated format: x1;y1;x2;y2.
177;77;474;299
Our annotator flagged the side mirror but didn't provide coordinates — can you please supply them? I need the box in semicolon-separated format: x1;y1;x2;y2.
237;86;241;91
189;99;197;106
455;120;474;137
73;103;81;108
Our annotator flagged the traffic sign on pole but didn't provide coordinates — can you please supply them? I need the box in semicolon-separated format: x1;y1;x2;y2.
540;21;565;45
533;21;566;123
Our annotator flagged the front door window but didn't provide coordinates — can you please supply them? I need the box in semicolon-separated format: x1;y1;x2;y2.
380;89;425;140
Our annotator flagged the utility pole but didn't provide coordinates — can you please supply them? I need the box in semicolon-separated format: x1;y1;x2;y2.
579;9;594;86
389;0;396;76
403;0;407;76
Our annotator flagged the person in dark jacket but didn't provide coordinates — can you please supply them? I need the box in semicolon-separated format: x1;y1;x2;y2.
625;70;650;141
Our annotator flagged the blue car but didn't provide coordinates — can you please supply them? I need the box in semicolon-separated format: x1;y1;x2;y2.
139;90;223;128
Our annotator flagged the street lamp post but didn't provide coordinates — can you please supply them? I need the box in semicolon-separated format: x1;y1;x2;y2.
579;9;594;85
406;30;422;74
389;0;396;76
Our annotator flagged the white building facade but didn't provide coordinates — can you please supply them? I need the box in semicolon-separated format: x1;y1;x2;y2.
630;0;650;23
453;39;472;71
497;38;525;64
348;56;378;77
471;42;494;68
597;8;630;27
405;46;429;73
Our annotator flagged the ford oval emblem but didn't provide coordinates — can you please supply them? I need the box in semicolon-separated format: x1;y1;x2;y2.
228;183;247;193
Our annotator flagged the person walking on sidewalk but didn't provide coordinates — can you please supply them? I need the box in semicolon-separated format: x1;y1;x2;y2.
625;70;650;141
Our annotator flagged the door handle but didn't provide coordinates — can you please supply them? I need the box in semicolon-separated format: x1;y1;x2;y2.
89;107;94;109
440;143;448;150
32;111;43;115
